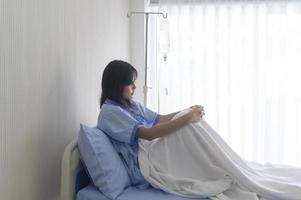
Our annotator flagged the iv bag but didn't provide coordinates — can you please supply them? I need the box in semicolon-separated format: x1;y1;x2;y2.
159;20;170;57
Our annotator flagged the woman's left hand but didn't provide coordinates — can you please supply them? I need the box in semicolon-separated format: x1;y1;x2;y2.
190;105;205;117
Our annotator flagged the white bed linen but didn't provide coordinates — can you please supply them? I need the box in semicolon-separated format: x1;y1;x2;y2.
138;110;301;200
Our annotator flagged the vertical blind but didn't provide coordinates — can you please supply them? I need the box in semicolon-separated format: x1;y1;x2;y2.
148;0;301;167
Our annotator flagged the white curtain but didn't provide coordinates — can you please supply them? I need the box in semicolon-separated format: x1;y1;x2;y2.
147;0;301;167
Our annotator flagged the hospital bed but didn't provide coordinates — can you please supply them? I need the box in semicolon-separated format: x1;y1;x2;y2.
60;137;210;200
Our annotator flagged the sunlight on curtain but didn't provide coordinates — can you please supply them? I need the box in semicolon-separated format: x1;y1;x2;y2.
148;0;301;167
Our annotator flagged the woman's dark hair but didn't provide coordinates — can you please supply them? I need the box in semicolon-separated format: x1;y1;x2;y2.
100;60;137;108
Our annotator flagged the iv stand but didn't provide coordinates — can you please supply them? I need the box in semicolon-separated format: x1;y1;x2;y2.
127;11;168;107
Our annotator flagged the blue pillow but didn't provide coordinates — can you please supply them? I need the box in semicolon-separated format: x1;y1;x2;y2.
78;124;131;199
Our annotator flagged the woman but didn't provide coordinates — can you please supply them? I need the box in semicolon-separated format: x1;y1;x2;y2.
97;60;301;200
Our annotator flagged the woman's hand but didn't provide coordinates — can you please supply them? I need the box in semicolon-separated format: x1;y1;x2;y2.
190;105;203;110
190;105;205;116
188;107;205;123
188;108;203;123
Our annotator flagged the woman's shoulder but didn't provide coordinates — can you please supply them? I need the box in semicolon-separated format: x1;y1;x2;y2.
100;103;124;115
98;104;126;126
98;100;143;120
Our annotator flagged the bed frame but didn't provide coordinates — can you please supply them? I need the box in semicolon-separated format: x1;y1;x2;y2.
60;137;90;200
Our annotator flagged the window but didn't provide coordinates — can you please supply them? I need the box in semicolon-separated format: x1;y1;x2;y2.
148;0;301;167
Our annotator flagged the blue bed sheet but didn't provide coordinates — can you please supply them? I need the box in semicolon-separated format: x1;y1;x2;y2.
76;185;210;200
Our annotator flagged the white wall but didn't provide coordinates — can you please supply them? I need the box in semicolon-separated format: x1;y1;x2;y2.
0;0;130;199
130;0;146;104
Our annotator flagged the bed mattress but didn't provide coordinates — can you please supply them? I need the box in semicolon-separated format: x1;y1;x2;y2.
76;184;210;200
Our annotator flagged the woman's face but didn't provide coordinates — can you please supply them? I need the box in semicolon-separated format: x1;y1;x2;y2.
123;82;136;101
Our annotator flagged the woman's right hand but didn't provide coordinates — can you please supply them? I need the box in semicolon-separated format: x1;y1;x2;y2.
188;107;205;123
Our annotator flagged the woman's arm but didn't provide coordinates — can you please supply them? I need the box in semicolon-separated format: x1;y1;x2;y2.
159;112;180;123
158;105;204;123
138;107;203;140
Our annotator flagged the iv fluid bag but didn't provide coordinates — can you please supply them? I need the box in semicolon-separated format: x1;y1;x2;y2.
159;20;170;55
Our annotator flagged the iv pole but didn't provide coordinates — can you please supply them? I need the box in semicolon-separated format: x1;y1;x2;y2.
127;11;168;107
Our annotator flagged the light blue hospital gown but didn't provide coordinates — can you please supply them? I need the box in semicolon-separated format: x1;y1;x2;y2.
97;98;160;189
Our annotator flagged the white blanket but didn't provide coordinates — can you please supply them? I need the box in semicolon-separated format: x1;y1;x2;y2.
138;110;301;200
